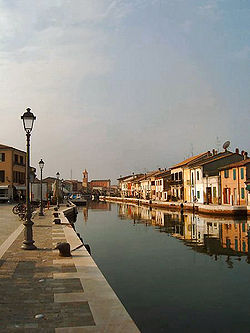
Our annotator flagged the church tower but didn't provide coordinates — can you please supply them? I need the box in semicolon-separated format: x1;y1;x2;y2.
82;169;88;189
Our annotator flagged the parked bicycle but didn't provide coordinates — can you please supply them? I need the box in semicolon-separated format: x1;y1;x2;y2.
12;203;26;215
12;203;37;216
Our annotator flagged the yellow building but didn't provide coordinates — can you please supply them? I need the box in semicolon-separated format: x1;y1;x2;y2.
0;144;26;201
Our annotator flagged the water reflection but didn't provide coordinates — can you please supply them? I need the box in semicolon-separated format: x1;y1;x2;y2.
82;201;111;222
118;203;250;266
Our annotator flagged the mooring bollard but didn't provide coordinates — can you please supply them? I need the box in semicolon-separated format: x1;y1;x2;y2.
55;242;71;257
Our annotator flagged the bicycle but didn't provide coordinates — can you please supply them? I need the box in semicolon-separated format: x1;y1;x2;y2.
12;203;26;215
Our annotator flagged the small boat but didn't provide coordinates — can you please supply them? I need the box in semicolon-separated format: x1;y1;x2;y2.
69;194;87;206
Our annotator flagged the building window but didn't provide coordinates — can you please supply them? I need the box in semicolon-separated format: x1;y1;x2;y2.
179;172;182;180
14;154;18;164
241;188;245;199
243;241;246;252
226;238;231;248
20;156;24;165
191;173;194;185
0;153;5;162
0;170;5;182
240;168;244;179
175;173;179;180
213;187;216;198
197;191;200;199
235;238;238;251
224;169;229;178
197;171;199;180
233;169;236;180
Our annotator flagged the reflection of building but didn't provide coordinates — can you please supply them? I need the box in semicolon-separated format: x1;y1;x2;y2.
88;201;111;210
0;144;26;201
221;221;250;253
82;202;112;222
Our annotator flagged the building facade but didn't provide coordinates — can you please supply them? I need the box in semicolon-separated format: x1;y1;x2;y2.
220;158;250;205
0;144;26;201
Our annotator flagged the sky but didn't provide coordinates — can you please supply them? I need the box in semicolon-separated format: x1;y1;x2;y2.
0;0;249;183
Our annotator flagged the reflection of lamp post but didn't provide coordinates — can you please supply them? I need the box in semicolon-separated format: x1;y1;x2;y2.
56;172;60;209
39;159;45;216
21;108;37;250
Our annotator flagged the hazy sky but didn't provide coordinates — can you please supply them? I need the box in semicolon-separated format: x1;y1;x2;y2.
0;0;249;183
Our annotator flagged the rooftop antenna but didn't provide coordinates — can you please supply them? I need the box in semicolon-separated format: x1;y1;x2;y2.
216;136;221;152
190;143;194;157
223;140;230;152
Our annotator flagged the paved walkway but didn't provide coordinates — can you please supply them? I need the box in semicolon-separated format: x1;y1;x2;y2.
0;205;140;332
0;204;23;246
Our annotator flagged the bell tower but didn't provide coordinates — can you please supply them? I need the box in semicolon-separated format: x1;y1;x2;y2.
82;169;88;189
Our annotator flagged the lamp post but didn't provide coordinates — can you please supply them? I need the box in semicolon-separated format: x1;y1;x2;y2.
56;172;60;209
39;159;45;216
61;179;64;202
21;108;37;250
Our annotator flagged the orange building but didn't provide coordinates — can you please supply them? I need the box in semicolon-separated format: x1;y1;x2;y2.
0;144;26;201
219;158;250;205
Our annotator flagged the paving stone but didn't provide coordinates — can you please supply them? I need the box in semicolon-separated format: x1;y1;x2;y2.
0;208;95;330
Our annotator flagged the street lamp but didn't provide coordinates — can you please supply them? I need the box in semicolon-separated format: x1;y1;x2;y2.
56;171;60;209
39;159;45;216
21;108;37;250
61;178;64;202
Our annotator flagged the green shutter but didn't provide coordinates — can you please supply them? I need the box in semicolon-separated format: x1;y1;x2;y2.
241;188;245;199
240;168;244;179
233;169;236;180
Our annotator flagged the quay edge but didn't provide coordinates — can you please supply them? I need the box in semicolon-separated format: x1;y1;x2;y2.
100;196;250;217
59;203;140;332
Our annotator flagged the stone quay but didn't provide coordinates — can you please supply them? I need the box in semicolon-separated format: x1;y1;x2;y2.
0;204;139;332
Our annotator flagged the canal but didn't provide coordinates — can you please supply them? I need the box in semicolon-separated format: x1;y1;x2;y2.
75;201;250;333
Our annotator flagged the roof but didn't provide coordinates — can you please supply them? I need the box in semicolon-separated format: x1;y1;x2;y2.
155;169;171;179
188;151;234;168
218;158;250;170
117;175;133;181
117;174;143;181
0;143;25;154
43;177;57;181
170;152;208;169
90;179;111;182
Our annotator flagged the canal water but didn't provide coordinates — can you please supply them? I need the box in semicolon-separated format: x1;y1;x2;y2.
75;201;250;333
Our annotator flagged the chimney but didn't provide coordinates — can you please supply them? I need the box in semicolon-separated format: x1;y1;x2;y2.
244;151;248;160
212;149;216;156
215;150;218;155
158;168;161;171
207;151;211;156
235;148;239;154
241;150;245;156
